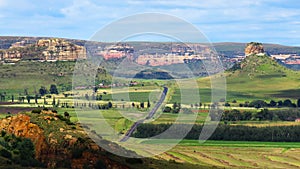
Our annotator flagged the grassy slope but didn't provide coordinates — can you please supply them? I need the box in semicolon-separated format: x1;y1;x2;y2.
0;61;112;98
185;54;300;103
226;54;300;101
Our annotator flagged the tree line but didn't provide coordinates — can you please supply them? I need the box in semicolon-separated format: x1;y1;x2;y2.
221;108;300;121
227;99;300;108
133;123;300;142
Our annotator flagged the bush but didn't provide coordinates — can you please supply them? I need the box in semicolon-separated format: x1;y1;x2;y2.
94;160;106;169
249;100;268;108
163;106;172;113
1;130;6;137
31;109;41;114
0;149;12;159
125;158;143;164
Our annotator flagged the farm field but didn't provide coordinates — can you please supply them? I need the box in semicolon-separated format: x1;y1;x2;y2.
147;140;300;168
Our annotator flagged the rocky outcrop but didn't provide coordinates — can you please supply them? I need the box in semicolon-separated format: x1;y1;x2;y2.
245;42;265;56
0;111;130;169
37;39;86;61
0;114;47;158
0;38;86;61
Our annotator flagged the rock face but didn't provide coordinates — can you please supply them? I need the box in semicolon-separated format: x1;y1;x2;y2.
0;112;130;169
0;38;86;61
245;42;265;56
37;39;86;61
0;114;47;159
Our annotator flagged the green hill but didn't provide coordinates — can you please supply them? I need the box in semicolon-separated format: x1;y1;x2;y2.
226;53;300;101
192;52;300;103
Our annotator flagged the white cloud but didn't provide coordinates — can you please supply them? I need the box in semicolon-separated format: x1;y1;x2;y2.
0;0;299;45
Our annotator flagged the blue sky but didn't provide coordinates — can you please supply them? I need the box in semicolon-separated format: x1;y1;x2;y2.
0;0;300;46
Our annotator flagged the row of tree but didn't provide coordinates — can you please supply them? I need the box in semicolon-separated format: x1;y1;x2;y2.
221;109;300;121
227;99;300;108
133;123;300;142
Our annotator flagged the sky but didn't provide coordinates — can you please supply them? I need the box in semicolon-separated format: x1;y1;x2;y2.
0;0;300;46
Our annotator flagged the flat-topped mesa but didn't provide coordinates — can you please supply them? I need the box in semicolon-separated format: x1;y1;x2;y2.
245;42;265;56
37;39;87;61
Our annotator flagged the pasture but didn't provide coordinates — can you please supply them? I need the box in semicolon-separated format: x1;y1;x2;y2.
146;140;300;168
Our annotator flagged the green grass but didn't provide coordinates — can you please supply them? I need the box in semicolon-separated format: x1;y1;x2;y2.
101;91;160;102
148;139;300;168
0;61;112;98
141;139;300;148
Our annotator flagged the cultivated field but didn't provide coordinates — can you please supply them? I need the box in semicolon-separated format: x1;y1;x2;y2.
149;140;300;169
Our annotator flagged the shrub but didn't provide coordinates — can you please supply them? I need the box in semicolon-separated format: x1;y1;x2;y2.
31;109;41;114
0;149;12;159
163;106;172;113
94;160;106;169
125;158;143;164
1;130;6;137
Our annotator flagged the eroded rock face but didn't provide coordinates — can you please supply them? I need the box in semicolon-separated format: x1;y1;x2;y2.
0;114;47;159
0;112;130;169
37;39;86;61
245;42;264;56
0;38;86;61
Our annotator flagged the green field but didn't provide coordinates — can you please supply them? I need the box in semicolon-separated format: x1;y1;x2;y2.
144;140;300;168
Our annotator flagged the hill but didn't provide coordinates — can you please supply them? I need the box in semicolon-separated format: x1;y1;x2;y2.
226;53;299;100
197;42;300;102
0;110;212;169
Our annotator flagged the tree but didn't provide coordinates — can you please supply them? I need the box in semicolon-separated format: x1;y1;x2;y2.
147;100;151;108
52;97;56;106
277;100;283;107
26;95;31;104
50;84;58;94
224;102;231;107
85;94;89;100
93;86;99;93
131;102;135;108
39;86;47;96
35;95;38;104
269;100;277;107
163;106;172;113
108;102;113;108
64;112;70;119
43;97;47;105
24;88;28;95
57;99;60;107
140;102;145;109
249;100;268;108
283;99;293;107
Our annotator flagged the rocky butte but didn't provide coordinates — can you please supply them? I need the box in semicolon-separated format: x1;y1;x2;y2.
244;42;265;56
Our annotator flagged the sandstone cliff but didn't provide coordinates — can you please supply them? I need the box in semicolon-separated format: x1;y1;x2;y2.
0;38;86;61
245;42;265;56
37;39;86;61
